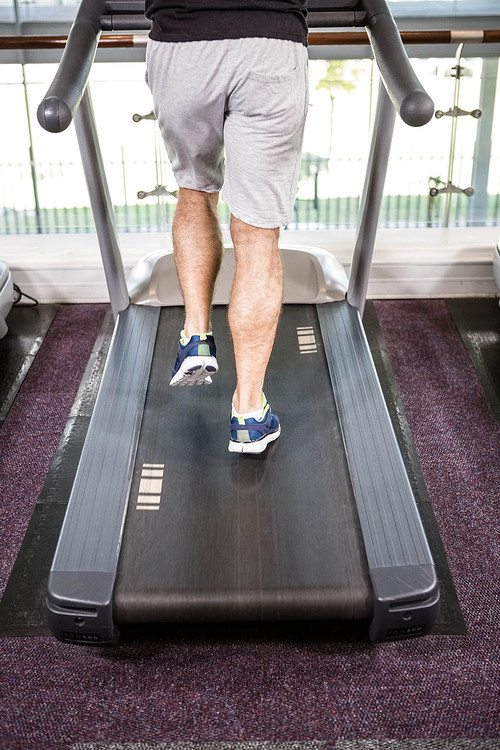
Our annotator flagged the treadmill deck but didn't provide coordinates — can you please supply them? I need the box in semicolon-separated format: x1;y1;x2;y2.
114;305;373;624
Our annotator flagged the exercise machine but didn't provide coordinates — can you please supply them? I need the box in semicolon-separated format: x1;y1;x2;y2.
0;261;13;339
38;0;440;645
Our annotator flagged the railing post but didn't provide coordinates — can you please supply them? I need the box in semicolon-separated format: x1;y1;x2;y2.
347;80;396;316
74;87;129;318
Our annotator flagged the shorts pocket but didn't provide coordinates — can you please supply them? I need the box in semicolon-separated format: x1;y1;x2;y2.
248;67;298;85
245;67;302;121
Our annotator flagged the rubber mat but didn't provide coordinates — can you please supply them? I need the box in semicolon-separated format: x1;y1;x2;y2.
446;298;500;422
0;302;465;637
0;304;58;427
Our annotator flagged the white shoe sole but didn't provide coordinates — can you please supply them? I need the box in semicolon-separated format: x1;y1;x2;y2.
169;356;218;387
228;424;281;455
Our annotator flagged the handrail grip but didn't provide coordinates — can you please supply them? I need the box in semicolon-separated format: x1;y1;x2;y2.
363;0;434;126
36;0;106;133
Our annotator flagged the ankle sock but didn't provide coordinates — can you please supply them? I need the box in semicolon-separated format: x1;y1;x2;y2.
232;393;266;421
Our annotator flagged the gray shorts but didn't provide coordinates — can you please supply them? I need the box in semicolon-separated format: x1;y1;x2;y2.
146;37;309;228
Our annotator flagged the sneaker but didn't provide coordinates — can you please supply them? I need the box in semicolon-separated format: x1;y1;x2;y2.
228;394;281;454
170;331;218;387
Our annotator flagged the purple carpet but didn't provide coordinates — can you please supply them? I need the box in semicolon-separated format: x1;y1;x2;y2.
0;304;108;599
0;300;499;750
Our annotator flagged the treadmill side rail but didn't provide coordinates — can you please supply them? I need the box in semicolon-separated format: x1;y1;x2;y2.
46;305;160;645
317;300;440;641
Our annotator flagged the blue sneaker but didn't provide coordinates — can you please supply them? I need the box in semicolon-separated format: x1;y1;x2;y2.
228;394;281;454
170;331;218;386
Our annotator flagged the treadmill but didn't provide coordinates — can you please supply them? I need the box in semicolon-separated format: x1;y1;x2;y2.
38;0;440;646
0;260;13;339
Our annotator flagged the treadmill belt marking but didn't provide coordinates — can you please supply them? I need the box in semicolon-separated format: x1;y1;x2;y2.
297;325;318;354
136;463;164;511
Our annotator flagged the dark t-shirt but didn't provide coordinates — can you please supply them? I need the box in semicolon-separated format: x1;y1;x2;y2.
145;0;308;46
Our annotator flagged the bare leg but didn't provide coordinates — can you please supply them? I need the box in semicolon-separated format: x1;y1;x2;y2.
228;216;283;414
172;187;224;336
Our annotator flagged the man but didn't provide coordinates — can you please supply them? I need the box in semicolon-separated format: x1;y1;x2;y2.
145;0;309;454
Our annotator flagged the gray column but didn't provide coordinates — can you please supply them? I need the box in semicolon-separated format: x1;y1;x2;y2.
468;57;499;225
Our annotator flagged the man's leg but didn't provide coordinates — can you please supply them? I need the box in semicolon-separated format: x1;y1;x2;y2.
228;216;283;415
168;187;223;387
221;38;307;429
172;187;223;337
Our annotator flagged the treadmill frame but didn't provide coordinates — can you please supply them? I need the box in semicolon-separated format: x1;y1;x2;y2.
40;0;440;645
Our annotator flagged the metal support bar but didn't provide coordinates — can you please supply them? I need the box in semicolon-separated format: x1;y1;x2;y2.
137;185;177;200
347;80;396;316
74;87;129;318
435;106;482;119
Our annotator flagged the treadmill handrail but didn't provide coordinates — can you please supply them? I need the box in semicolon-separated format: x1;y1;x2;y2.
363;0;434;126
37;0;107;133
37;0;433;133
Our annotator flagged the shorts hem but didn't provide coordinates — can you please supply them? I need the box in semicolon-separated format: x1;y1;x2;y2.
227;204;289;230
176;182;222;194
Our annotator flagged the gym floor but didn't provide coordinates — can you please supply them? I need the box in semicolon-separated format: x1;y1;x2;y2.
0;297;499;750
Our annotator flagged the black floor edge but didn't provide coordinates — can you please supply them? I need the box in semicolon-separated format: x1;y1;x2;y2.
446;298;500;423
0;304;59;428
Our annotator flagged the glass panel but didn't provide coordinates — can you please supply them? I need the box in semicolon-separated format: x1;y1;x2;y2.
0;1;15;23
87;62;178;233
293;59;373;230
21;62;176;233
0;55;498;235
388;0;497;17
24;63;82;233
292;54;500;230
481;58;500;226
0;65;36;234
385;55;483;229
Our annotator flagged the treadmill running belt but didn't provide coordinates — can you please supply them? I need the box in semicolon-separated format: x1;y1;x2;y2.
114;305;373;623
